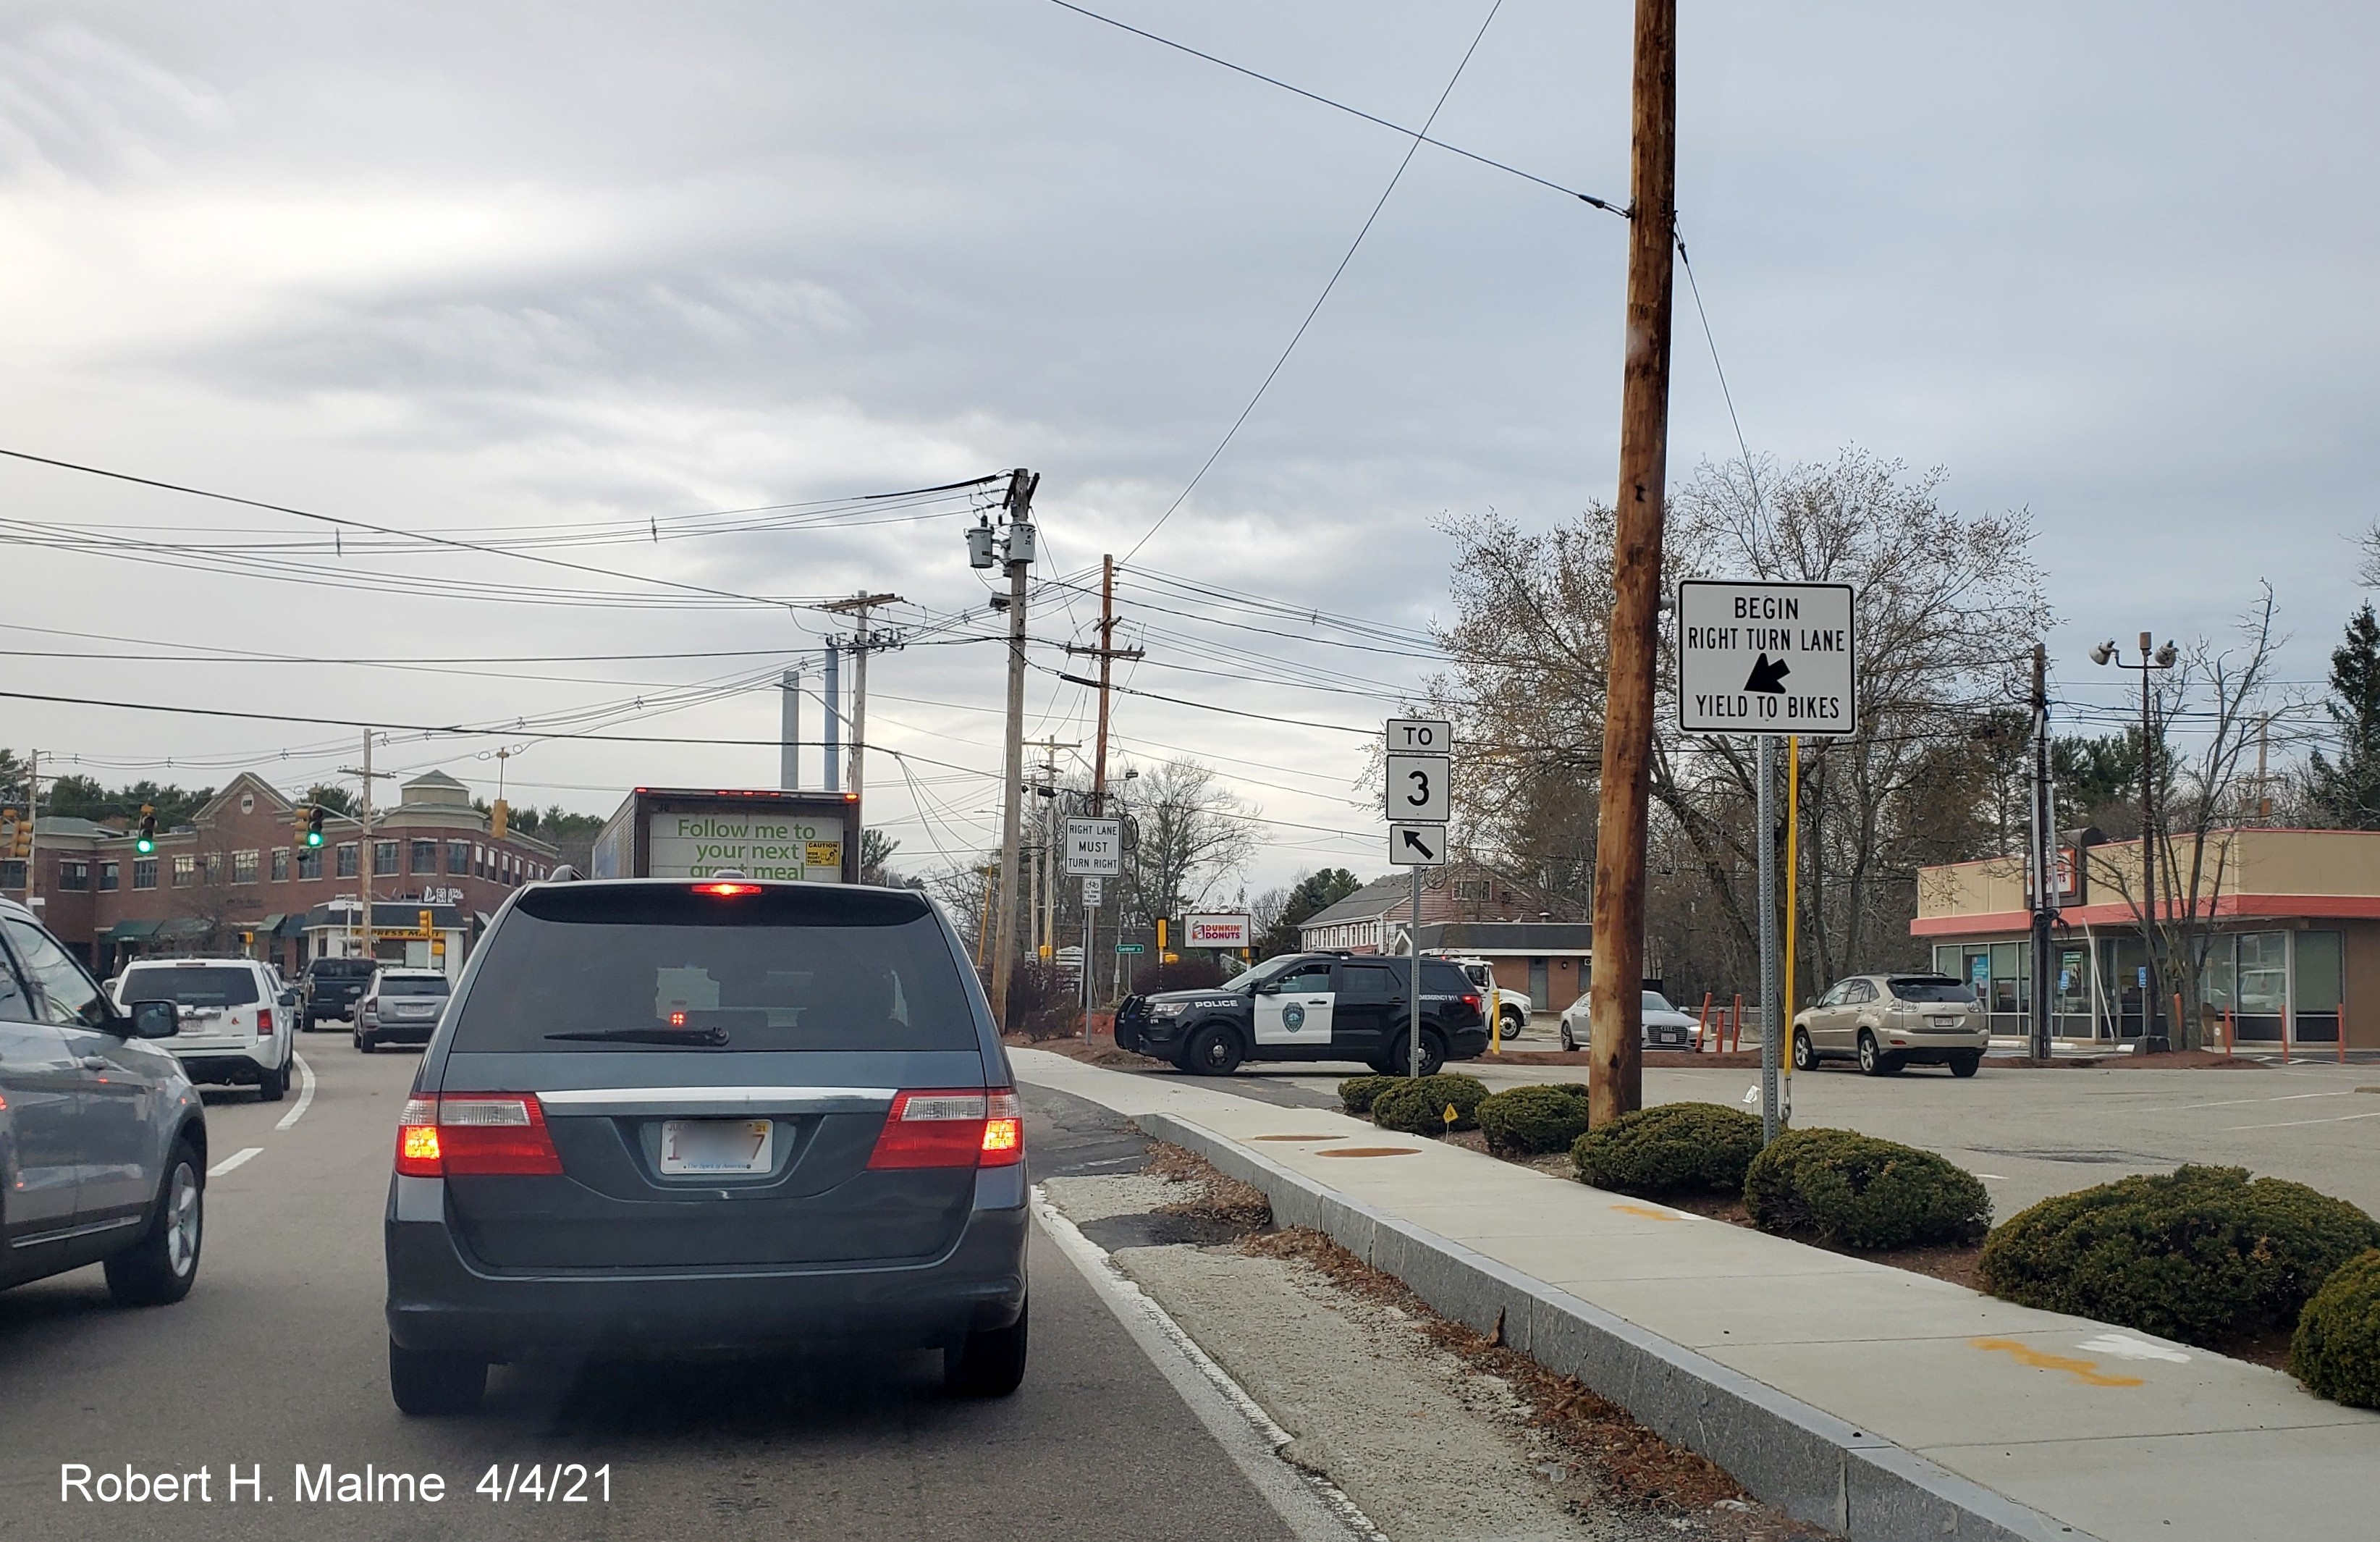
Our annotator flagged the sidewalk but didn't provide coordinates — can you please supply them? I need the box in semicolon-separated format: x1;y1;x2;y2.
1011;1048;2380;1542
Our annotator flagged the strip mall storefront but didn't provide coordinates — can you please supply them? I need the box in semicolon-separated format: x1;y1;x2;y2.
1913;827;2380;1050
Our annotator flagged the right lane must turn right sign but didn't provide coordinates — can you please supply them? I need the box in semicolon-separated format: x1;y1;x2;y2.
1676;580;1857;737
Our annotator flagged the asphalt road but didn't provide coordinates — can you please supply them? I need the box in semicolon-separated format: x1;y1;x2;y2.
0;1033;1304;1542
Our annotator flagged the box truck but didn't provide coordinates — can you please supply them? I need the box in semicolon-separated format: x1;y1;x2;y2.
590;788;861;882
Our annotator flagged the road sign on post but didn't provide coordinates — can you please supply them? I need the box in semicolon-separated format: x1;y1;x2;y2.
1063;817;1123;876
1384;753;1451;824
1385;717;1451;752
1676;580;1860;1146
1676;581;1856;737
1388;823;1448;867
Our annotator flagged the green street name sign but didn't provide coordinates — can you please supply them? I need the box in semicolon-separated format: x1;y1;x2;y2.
1115;943;1147;954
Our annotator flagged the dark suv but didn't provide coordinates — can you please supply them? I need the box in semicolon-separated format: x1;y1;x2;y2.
1115;952;1488;1076
300;956;376;1029
383;879;1028;1415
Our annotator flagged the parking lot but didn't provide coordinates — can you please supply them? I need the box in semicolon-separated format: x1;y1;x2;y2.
1224;1051;2380;1220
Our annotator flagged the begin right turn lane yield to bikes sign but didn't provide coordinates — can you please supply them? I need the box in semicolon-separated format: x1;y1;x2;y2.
1676;580;1857;737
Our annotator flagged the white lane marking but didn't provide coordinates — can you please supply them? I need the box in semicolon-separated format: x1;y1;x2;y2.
1033;1188;1380;1542
2140;1090;2355;1112
2077;1333;2191;1363
1974;1174;2010;1181
208;1147;263;1178
275;1053;316;1131
2221;1108;2380;1132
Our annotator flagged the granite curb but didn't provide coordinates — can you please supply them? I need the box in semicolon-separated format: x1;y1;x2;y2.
1140;1110;2099;1542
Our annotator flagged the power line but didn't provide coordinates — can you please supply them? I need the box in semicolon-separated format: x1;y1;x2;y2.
1045;0;1621;214
0;446;1000;615
1120;0;1509;564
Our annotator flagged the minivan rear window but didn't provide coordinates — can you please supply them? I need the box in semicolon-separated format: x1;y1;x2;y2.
379;976;450;997
1888;977;1975;1003
121;966;261;1008
447;884;977;1053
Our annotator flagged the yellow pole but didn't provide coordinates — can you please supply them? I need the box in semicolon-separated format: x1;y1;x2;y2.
1783;736;1798;1122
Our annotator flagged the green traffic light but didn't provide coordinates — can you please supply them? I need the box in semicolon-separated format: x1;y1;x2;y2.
305;831;323;848
135;836;154;854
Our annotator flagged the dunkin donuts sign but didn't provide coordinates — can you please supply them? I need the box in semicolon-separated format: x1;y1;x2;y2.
1183;913;1252;949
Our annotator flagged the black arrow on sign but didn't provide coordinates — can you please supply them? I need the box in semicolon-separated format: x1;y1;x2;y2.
1744;653;1791;694
1400;828;1438;861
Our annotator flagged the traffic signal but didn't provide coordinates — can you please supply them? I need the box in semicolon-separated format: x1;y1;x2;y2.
136;804;156;855
490;798;509;842
301;806;325;848
1154;917;1168;953
7;812;28;859
418;909;434;936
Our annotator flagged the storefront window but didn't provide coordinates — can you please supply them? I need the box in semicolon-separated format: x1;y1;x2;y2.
2296;931;2343;1044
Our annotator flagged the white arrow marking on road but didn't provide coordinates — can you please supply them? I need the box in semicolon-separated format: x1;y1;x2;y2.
276;1052;316;1131
208;1147;263;1178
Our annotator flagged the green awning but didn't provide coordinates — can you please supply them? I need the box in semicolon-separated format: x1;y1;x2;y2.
106;919;162;941
274;914;308;938
157;917;209;939
258;913;285;932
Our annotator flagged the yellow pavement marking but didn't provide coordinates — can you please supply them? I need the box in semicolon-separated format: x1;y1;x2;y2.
1970;1338;2143;1387
1317;1147;1421;1158
1610;1204;1687;1222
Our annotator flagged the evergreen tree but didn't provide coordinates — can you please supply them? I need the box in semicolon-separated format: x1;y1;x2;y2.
2308;604;2380;827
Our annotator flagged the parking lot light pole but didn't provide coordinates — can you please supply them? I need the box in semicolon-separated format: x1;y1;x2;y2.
2090;633;2177;1051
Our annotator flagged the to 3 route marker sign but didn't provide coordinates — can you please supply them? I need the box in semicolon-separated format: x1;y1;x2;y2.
1676;581;1857;736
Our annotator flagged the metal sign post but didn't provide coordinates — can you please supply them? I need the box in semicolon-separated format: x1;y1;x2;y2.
1410;867;1424;1082
1676;582;1857;1145
1757;735;1780;1144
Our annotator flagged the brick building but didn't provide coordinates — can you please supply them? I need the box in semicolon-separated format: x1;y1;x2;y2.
1;768;560;977
1297;860;1592;1014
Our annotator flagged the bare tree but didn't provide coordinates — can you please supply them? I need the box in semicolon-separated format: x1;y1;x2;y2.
1431;447;2048;997
1115;758;1258;926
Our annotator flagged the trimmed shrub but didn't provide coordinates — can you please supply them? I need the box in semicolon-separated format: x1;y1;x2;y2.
1570;1101;1760;1196
1745;1128;1991;1250
1979;1165;2380;1347
1370;1073;1491;1135
1477;1084;1592;1155
1338;1075;1397;1115
2292;1248;2380;1407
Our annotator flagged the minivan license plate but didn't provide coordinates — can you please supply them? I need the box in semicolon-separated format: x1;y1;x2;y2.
659;1118;774;1176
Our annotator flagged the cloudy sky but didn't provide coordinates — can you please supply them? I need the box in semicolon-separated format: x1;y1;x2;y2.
2;1;2374;896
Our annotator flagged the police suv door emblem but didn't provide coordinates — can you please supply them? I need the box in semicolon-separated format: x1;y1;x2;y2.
1282;1003;1306;1032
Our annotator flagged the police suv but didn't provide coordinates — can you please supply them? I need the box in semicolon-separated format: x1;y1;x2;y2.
1114;952;1488;1076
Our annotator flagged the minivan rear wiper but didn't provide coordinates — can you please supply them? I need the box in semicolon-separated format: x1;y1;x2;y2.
544;1026;731;1047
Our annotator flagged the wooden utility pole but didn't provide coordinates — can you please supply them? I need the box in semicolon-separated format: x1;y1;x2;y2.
1063;554;1144;817
989;471;1038;1029
1587;0;1678;1127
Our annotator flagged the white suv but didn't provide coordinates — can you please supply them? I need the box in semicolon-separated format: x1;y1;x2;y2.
112;958;298;1101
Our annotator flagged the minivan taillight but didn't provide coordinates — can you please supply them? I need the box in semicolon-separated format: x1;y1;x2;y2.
394;1094;564;1178
866;1088;1025;1170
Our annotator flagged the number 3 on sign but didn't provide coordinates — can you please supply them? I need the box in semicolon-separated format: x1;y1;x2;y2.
1384;752;1450;823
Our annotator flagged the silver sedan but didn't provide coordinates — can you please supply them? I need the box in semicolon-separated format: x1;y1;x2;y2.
1558;990;1705;1051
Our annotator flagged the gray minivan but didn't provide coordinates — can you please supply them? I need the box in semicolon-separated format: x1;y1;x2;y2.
0;897;203;1304
383;879;1029;1415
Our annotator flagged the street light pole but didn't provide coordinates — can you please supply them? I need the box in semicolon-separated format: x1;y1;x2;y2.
2090;632;2177;1051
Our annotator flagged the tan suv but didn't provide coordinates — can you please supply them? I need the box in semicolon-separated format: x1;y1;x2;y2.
1792;974;1986;1078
